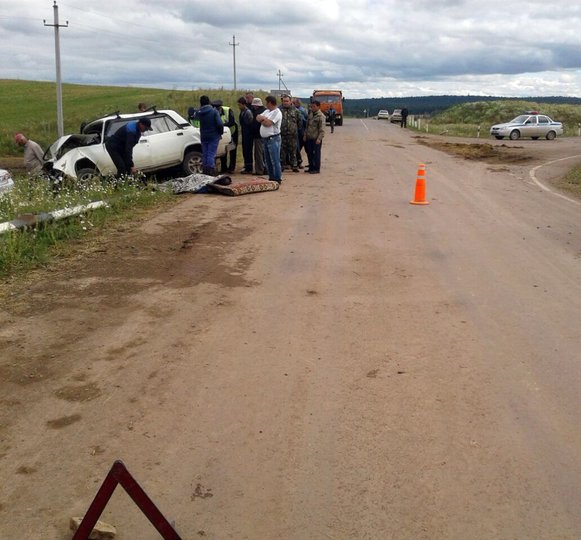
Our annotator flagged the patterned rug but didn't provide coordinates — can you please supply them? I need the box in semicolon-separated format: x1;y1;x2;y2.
209;179;280;196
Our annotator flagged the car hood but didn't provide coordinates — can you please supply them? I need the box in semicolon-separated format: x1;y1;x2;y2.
45;133;101;162
490;122;520;129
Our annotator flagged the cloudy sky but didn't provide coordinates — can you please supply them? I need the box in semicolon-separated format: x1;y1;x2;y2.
2;0;581;98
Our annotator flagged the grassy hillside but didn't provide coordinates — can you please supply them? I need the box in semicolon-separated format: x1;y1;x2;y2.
0;79;266;158
427;100;581;137
432;100;581;126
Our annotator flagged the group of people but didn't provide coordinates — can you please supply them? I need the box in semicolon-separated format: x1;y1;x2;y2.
188;93;326;183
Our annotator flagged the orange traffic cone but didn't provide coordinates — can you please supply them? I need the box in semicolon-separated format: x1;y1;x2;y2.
410;164;430;205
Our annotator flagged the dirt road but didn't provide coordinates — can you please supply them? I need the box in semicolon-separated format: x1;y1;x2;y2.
1;120;581;539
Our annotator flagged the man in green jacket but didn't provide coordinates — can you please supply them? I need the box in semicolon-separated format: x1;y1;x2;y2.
304;100;325;174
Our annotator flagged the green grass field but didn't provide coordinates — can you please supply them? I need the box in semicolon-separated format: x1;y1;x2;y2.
0;79;267;158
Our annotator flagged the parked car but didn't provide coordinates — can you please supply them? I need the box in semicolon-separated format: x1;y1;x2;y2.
377;110;390;120
0;168;14;195
490;113;563;140
390;109;402;123
44;109;232;182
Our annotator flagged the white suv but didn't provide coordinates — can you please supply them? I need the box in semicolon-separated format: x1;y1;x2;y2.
44;109;232;181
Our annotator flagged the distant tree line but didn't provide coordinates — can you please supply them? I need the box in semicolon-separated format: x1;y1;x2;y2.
343;95;581;117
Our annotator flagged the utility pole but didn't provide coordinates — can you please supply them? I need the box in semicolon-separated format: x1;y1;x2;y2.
276;70;289;92
229;35;239;90
44;1;68;137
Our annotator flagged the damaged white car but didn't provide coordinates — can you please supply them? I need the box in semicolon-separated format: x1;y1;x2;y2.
44;109;232;182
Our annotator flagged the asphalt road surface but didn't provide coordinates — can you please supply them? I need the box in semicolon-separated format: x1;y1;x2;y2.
1;119;580;539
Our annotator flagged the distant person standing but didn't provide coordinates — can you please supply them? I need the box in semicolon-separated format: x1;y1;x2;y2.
401;107;409;128
328;106;336;133
304;100;325;174
14;133;44;175
251;97;266;175
104;118;152;177
237;96;254;174
193;95;224;176
256;95;283;183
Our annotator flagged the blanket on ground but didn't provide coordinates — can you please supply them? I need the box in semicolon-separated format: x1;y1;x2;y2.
159;173;231;194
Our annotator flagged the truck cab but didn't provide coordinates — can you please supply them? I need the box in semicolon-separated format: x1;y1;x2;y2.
312;90;344;126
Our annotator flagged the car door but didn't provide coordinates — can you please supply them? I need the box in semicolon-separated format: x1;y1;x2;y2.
522;116;537;137
105;119;152;170
537;115;551;137
142;114;186;170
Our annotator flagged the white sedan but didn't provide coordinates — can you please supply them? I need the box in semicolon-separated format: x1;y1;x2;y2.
490;113;563;140
377;110;390;120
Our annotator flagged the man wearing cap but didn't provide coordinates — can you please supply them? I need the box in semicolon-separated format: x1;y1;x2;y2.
256;95;283;183
251;97;266;176
105;117;153;178
14;133;45;175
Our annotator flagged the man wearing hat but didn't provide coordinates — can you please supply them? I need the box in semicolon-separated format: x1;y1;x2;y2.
105;117;153;178
251;97;266;175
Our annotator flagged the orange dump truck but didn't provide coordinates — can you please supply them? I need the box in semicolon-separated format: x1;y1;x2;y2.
312;90;344;126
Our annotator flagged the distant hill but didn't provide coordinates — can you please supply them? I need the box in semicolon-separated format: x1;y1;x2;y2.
344;95;581;117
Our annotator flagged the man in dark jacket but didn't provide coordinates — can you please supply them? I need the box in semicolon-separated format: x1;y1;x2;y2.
401;107;409;128
237;96;254;174
212;100;238;173
105;117;152;178
194;95;224;175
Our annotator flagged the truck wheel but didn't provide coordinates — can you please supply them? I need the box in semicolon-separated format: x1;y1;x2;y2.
182;150;203;175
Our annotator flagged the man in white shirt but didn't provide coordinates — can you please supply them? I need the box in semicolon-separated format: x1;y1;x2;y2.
256;95;283;183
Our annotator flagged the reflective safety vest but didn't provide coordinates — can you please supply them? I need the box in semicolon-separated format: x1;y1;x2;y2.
220;106;237;134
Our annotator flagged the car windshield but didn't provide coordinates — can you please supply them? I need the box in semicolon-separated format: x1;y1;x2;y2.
510;115;530;124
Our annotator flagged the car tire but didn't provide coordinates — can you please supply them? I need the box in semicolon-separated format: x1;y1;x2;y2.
495;136;504;140
545;131;556;140
509;130;520;140
76;167;100;183
182;150;203;175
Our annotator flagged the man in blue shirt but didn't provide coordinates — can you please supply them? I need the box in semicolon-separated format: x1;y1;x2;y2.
105;117;152;178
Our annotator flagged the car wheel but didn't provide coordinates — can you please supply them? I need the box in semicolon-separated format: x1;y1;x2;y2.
531;136;539;140
182;150;203;175
545;131;556;140
509;130;520;140
76;167;100;183
495;136;504;140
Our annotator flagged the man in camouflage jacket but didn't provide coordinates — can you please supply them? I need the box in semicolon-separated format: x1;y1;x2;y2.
279;94;301;172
